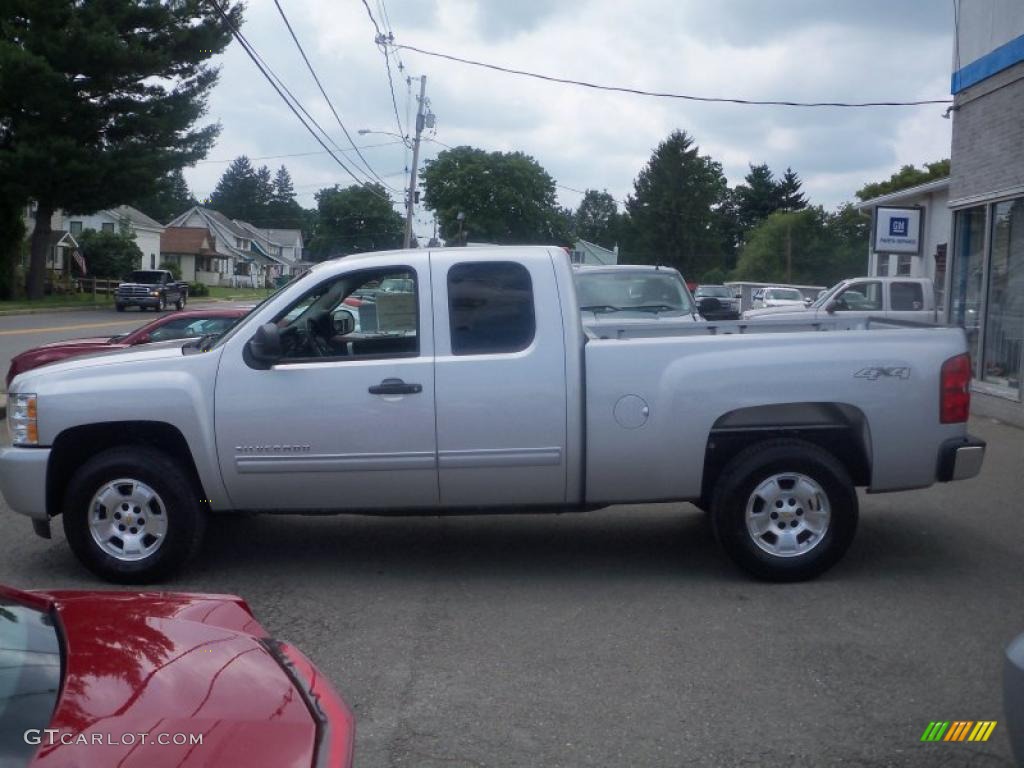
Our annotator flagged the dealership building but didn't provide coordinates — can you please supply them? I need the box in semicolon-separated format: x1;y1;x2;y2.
945;0;1024;426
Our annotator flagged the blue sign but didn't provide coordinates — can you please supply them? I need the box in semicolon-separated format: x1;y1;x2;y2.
889;217;909;237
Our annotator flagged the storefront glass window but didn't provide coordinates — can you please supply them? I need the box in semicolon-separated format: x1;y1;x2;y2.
951;206;986;375
982;199;1024;393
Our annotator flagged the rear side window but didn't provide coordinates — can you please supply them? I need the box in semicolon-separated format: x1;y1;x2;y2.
890;282;925;311
448;262;535;355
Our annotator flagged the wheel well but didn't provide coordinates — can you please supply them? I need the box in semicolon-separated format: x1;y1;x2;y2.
701;403;871;503
47;422;206;518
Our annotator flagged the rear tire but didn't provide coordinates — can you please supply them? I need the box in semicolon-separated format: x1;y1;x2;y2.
62;446;206;583
176;293;186;310
710;439;857;582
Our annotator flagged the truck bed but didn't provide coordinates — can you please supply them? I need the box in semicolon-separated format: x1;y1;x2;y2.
583;315;938;340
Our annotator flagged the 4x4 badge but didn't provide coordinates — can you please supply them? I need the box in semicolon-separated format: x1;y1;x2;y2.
855;366;911;380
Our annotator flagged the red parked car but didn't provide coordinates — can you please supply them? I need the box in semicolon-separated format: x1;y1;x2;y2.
0;584;355;767
5;308;249;388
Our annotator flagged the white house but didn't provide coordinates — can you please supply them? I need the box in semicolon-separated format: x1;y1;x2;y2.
167;207;303;287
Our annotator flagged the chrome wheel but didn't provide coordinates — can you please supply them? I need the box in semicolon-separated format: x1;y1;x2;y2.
88;478;168;561
745;472;830;558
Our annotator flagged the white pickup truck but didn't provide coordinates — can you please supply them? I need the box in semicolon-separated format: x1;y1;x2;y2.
0;247;984;583
743;277;939;322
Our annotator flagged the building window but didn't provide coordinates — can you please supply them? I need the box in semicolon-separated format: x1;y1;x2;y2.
981;199;1023;392
150;254;156;269
875;256;889;277
69;221;82;235
896;254;913;276
102;222;115;234
951;207;986;376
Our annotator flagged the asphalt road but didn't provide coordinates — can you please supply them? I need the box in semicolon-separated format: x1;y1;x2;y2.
0;416;1021;766
0;303;227;387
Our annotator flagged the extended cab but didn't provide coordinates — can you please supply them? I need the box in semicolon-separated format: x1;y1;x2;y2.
115;269;188;312
0;247;985;583
743;277;938;323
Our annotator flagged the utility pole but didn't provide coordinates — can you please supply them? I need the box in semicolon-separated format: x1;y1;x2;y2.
403;75;427;249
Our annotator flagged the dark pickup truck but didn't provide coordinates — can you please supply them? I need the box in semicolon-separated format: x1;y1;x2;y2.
115;269;189;312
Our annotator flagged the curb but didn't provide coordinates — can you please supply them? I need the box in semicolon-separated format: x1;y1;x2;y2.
0;303;115;317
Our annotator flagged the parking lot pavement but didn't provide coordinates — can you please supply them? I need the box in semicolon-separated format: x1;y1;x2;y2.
0;416;1021;767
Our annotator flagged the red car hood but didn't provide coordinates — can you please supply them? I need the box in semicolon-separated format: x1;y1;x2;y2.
33;336;117;349
22;590;352;768
7;339;129;387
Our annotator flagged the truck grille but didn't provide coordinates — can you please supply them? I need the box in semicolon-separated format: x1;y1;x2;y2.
117;286;149;297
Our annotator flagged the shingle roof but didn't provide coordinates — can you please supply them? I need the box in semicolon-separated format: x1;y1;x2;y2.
109;205;165;230
161;226;216;255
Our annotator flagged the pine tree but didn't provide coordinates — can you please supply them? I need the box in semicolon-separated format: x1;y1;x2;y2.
622;130;729;276
130;169;195;224
254;165;274;213
0;0;241;299
574;190;620;250
776;167;807;212
209;156;259;222
734;163;781;233
272;166;297;205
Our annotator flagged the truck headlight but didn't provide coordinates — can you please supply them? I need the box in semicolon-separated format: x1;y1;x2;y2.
8;393;39;446
150;290;160;297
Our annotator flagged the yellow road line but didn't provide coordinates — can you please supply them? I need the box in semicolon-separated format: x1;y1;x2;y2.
0;320;138;337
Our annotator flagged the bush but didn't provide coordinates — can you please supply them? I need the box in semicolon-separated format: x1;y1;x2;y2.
77;229;142;278
188;281;209;297
159;261;182;280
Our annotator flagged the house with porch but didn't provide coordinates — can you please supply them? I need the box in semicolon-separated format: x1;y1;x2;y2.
160;227;232;285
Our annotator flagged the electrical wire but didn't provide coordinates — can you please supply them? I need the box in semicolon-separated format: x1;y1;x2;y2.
272;0;396;189
359;0;412;146
393;42;954;107
197;140;405;165
209;1;392;201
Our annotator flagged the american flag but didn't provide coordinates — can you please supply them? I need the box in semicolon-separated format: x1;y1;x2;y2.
72;249;87;275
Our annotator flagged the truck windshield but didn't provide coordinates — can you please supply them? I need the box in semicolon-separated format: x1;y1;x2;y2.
576;271;693;314
695;286;732;299
0;598;62;765
125;271;166;283
768;288;804;301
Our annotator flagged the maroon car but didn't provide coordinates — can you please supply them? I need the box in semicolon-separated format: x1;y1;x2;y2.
0;584;355;767
6;308;248;388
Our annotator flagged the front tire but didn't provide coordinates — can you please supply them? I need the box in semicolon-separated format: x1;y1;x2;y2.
176;293;186;310
710;439;857;582
115;303;125;312
157;294;167;311
62;447;206;583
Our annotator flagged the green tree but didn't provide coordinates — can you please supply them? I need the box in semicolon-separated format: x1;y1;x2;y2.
0;196;24;299
267;165;303;230
77;228;143;279
421;146;570;245
209;156;260;223
574;189;620;250
130;169;195;224
700;267;729;285
856;159;950;201
622;130;730;277
776;167;807;212
733;204;869;286
307;183;404;259
254;165;274;213
733;163;781;233
0;0;240;299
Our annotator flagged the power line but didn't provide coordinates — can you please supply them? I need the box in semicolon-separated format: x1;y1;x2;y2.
209;1;391;201
394;42;954;107
197;140;405;165
272;0;395;189
359;0;412;146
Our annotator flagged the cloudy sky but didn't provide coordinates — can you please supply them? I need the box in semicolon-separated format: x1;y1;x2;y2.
187;0;955;241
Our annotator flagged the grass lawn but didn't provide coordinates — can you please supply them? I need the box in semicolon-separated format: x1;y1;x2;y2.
0;293;114;312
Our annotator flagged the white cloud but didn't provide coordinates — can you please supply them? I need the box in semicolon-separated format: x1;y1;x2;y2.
184;0;954;238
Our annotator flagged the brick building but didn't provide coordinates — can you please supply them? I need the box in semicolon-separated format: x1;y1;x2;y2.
948;0;1024;426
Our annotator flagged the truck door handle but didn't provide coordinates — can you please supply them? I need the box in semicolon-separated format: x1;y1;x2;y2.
369;378;422;395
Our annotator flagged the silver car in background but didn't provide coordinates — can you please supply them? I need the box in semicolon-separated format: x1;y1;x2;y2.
573;265;698;334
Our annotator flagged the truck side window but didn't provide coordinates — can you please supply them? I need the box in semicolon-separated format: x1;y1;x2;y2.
448;262;535;355
834;281;882;311
891;282;925;311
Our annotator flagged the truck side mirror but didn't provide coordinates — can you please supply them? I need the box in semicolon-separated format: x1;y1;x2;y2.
245;323;282;368
698;297;721;315
332;309;356;336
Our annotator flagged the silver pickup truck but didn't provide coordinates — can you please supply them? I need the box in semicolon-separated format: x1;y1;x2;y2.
1;246;985;583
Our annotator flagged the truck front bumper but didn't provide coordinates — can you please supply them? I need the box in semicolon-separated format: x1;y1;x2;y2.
117;296;160;308
0;445;50;520
936;435;986;482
